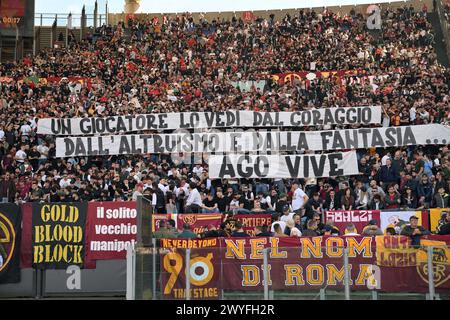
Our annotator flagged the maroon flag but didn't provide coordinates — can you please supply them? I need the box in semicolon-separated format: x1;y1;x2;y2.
325;210;381;234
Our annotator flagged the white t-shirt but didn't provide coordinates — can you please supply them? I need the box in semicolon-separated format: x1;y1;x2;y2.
292;188;307;211
37;145;49;159
15;150;27;163
271;221;287;233
280;212;295;223
20;124;32;136
186;188;203;206
59;178;71;189
290;227;302;237
381;155;390;166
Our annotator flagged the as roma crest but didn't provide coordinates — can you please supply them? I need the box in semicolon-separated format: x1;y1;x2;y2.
416;240;450;288
182;215;197;226
0;212;16;273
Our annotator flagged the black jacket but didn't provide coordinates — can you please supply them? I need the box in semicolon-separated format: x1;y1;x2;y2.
438;222;450;235
324;195;341;211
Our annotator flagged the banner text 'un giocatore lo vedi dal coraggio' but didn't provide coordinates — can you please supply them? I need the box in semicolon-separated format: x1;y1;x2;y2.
39;107;382;135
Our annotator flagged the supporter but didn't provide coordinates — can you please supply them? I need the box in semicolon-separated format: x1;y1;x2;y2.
214;189;228;213
255;225;273;237
132;182;144;201
367;180;386;203
153;220;174;239
379;158;399;189
385;227;397;235
293;214;303;232
323;225;333;236
273;223;288;237
286;219;302;237
167;219;179;237
432;186;449;208
416;175;434;208
305;192;323;220
291;182;308;215
280;205;295;223
344;223;360;236
302;219;320;237
229;193;250;214
401;186;418;209
185;182;202;213
400;215;431;245
231;220;250;237
0;5;447;218
322;219;341;236
368;194;386;210
177;223;198;238
201;224;221;238
385;185;402;209
341;188;355;210
362;220;384;236
0;172;16;202
437;212;450;235
242;185;254;208
271;213;286;234
201;192;219;213
355;186;369;210
250;198;266;213
323;189;340;211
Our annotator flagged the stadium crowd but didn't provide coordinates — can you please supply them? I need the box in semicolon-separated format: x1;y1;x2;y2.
0;5;449;236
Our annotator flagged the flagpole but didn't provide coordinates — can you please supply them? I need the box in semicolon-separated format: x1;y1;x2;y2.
66;14;69;47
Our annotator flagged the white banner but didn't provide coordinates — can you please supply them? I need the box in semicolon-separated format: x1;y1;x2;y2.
55;124;450;157
208;151;359;178
39;106;381;135
379;211;422;234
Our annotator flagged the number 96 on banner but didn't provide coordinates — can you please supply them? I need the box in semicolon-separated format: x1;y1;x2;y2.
163;251;220;299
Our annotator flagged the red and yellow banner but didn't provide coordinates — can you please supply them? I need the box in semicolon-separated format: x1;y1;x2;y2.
161;236;450;299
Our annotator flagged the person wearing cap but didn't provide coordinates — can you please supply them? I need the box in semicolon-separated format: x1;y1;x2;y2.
280;204;294;223
177;223;198;239
362;219;383;236
437;212;450;235
400;215;431;245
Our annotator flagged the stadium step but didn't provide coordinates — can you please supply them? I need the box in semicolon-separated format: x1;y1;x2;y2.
36;27;84;52
428;12;450;68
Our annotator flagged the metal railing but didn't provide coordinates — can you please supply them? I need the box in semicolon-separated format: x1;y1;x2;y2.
127;242;449;300
34;13;108;28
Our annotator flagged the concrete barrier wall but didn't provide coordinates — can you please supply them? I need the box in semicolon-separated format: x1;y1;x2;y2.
0;260;126;298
